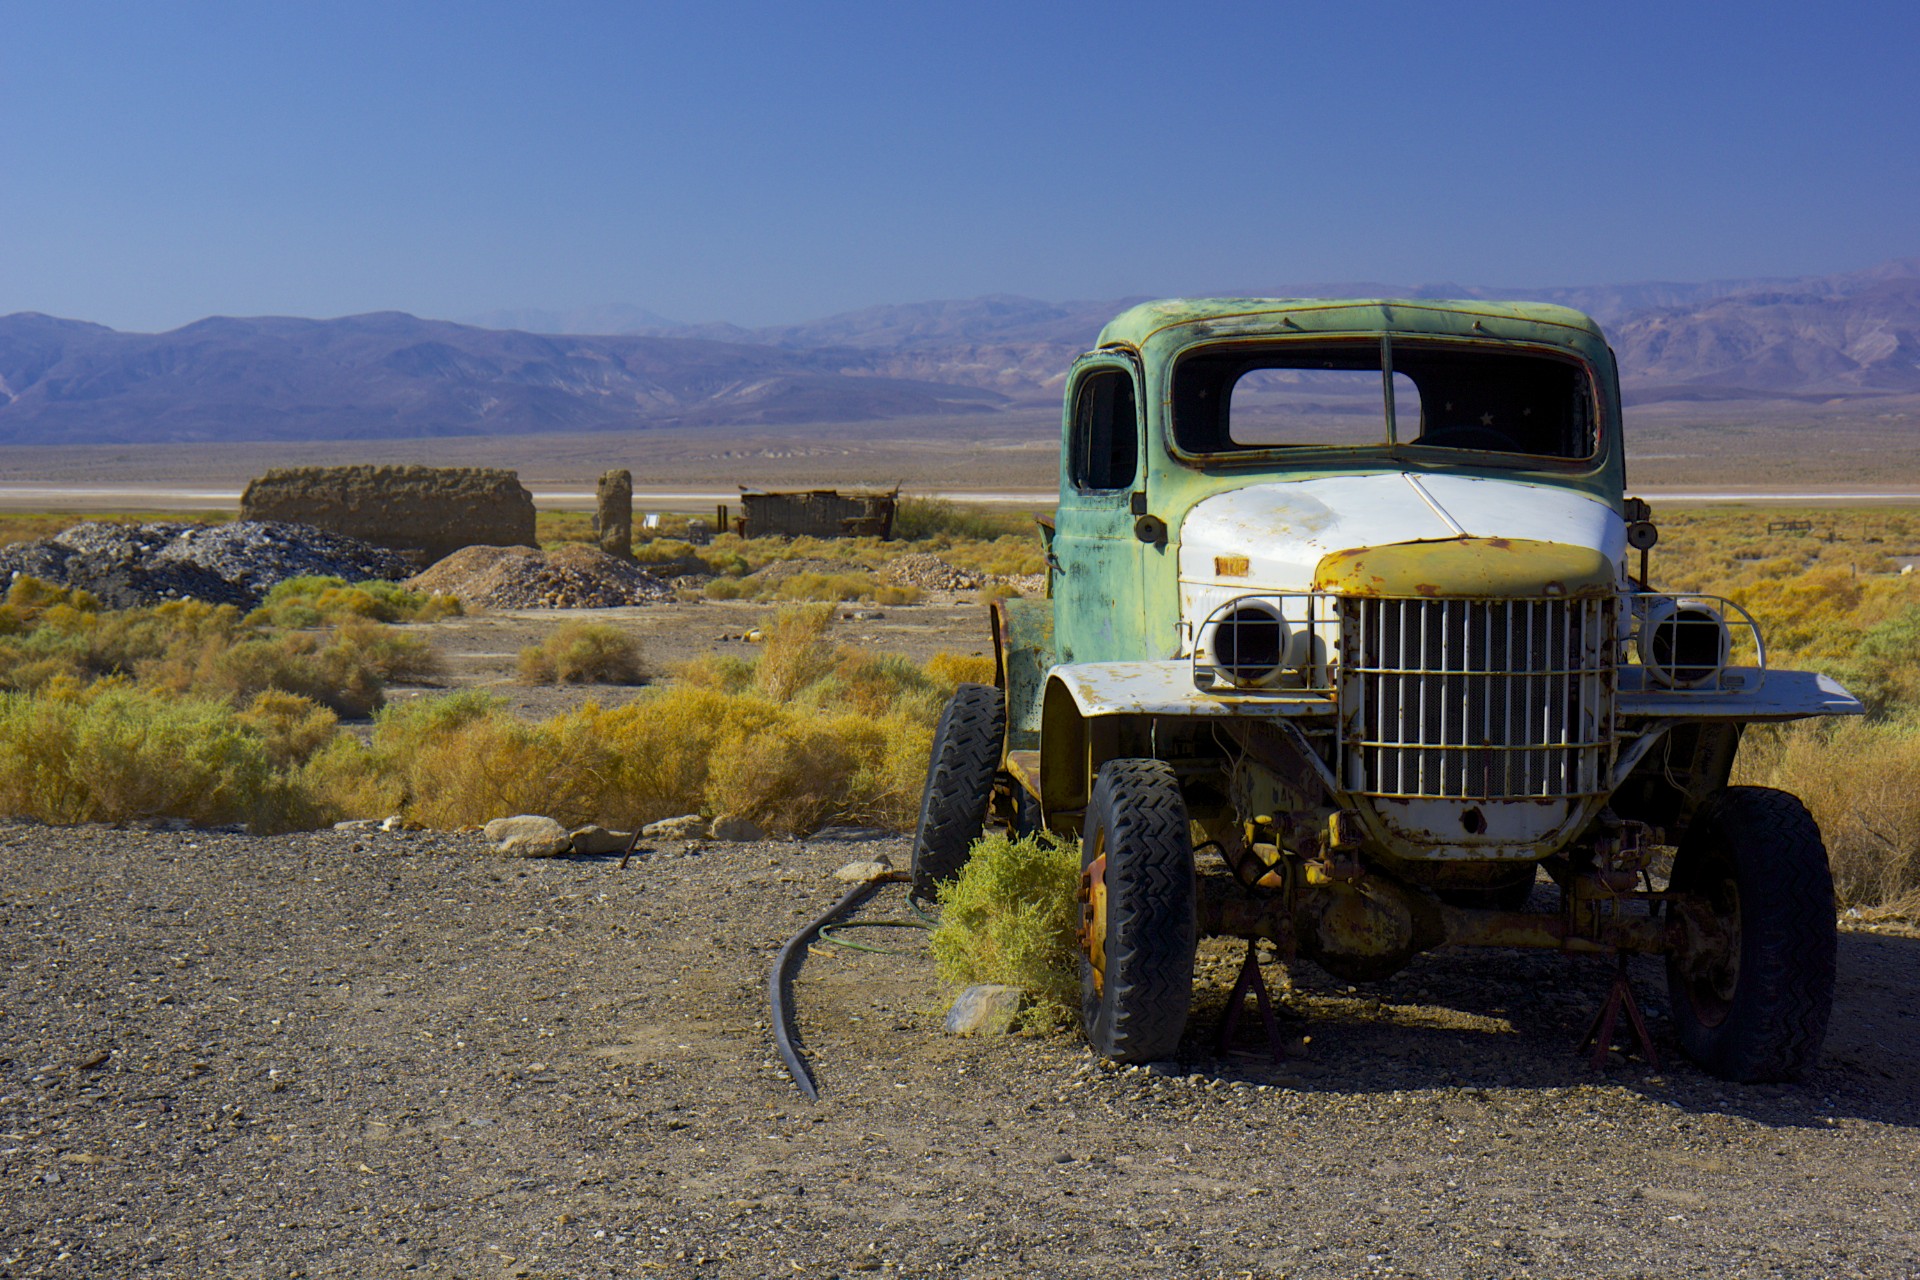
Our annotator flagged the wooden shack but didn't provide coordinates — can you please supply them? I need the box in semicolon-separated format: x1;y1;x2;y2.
734;487;898;539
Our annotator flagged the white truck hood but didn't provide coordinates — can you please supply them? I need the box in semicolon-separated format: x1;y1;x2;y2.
1178;472;1626;594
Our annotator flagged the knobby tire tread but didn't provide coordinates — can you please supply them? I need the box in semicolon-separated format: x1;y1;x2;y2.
1668;785;1835;1082
910;683;1006;898
1084;759;1196;1064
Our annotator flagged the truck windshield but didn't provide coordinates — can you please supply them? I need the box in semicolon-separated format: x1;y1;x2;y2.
1170;339;1597;462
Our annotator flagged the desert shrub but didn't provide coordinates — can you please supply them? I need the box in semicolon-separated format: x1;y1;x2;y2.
0;577;100;633
932;533;1048;579
893;496;1030;542
1828;607;1920;717
974;582;1026;607
673;651;755;694
812;651;947;723
371;698;617;830
631;537;698;566
702;570;920;605
753;603;841;702
924;651;996;688
235;690;341;768
250;576;460;628
0;681;300;830
1738;718;1920;911
137;617;434;717
517;621;647;685
930;832;1082;1027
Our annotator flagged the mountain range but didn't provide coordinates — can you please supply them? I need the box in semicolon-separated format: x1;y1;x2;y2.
2;259;1917;445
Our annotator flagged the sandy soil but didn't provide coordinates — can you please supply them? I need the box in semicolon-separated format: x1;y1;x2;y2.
3;820;1919;1279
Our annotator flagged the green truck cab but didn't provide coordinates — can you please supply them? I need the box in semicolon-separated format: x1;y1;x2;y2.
914;298;1862;1082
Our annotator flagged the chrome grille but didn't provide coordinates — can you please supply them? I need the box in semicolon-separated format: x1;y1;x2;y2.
1340;597;1615;800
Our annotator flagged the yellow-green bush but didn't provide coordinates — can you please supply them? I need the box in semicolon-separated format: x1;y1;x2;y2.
924;651;996;689
235;690;341;768
0;581;436;716
1739;718;1920;912
301;681;934;834
702;570;921;605
0;680;302;831
930;832;1083;1027
248;576;460;628
517;621;647;685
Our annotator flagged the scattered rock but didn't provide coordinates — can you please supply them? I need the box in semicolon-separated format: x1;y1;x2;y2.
709;813;765;842
0;519;410;610
483;815;571;858
333;819;384;832
883;553;980;591
642;814;709;840
405;544;673;611
833;859;894;883
944;984;1025;1035
568;825;634;855
807;825;893;842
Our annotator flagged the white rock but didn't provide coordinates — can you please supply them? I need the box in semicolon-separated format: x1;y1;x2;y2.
833;859;894;883
642;814;708;839
568;825;634;855
709;813;765;842
482;814;571;858
944;984;1024;1035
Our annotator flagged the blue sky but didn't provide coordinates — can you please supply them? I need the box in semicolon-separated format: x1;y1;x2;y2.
1;1;1913;331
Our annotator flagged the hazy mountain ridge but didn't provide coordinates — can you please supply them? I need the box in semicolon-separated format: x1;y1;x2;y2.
0;313;1006;444
3;259;1916;445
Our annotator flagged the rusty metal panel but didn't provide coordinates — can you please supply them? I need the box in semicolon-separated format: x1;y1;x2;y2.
993;597;1055;753
1313;537;1616;600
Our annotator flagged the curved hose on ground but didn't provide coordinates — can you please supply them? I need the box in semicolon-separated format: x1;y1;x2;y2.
768;870;912;1101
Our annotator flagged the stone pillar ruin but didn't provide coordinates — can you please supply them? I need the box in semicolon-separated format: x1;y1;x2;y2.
596;469;633;559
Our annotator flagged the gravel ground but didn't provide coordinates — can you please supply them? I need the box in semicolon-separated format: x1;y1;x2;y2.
4;821;1920;1278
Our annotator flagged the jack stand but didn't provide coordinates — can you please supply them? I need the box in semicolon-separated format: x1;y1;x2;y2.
1217;942;1289;1064
1578;955;1660;1071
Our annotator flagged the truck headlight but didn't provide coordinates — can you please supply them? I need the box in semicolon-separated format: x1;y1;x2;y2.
1197;600;1289;688
1639;598;1730;688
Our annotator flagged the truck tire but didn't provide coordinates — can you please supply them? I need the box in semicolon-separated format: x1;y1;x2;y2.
1079;759;1196;1063
910;683;1006;899
1664;786;1836;1083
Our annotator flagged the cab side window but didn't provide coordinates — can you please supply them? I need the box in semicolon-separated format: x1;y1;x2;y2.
1070;369;1139;491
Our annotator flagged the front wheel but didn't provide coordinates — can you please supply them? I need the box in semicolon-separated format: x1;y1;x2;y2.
1079;759;1196;1063
910;683;1006;899
1665;786;1836;1082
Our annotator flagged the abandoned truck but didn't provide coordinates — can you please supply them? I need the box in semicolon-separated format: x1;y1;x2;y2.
912;297;1863;1083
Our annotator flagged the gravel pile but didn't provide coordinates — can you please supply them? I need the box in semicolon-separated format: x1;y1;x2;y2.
882;552;981;590
406;544;673;610
0;520;411;610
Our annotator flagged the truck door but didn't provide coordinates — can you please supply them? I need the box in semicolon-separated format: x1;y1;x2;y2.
1053;353;1148;665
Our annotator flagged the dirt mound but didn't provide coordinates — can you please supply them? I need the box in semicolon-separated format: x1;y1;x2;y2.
882;553;981;591
407;544;673;610
746;557;853;585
